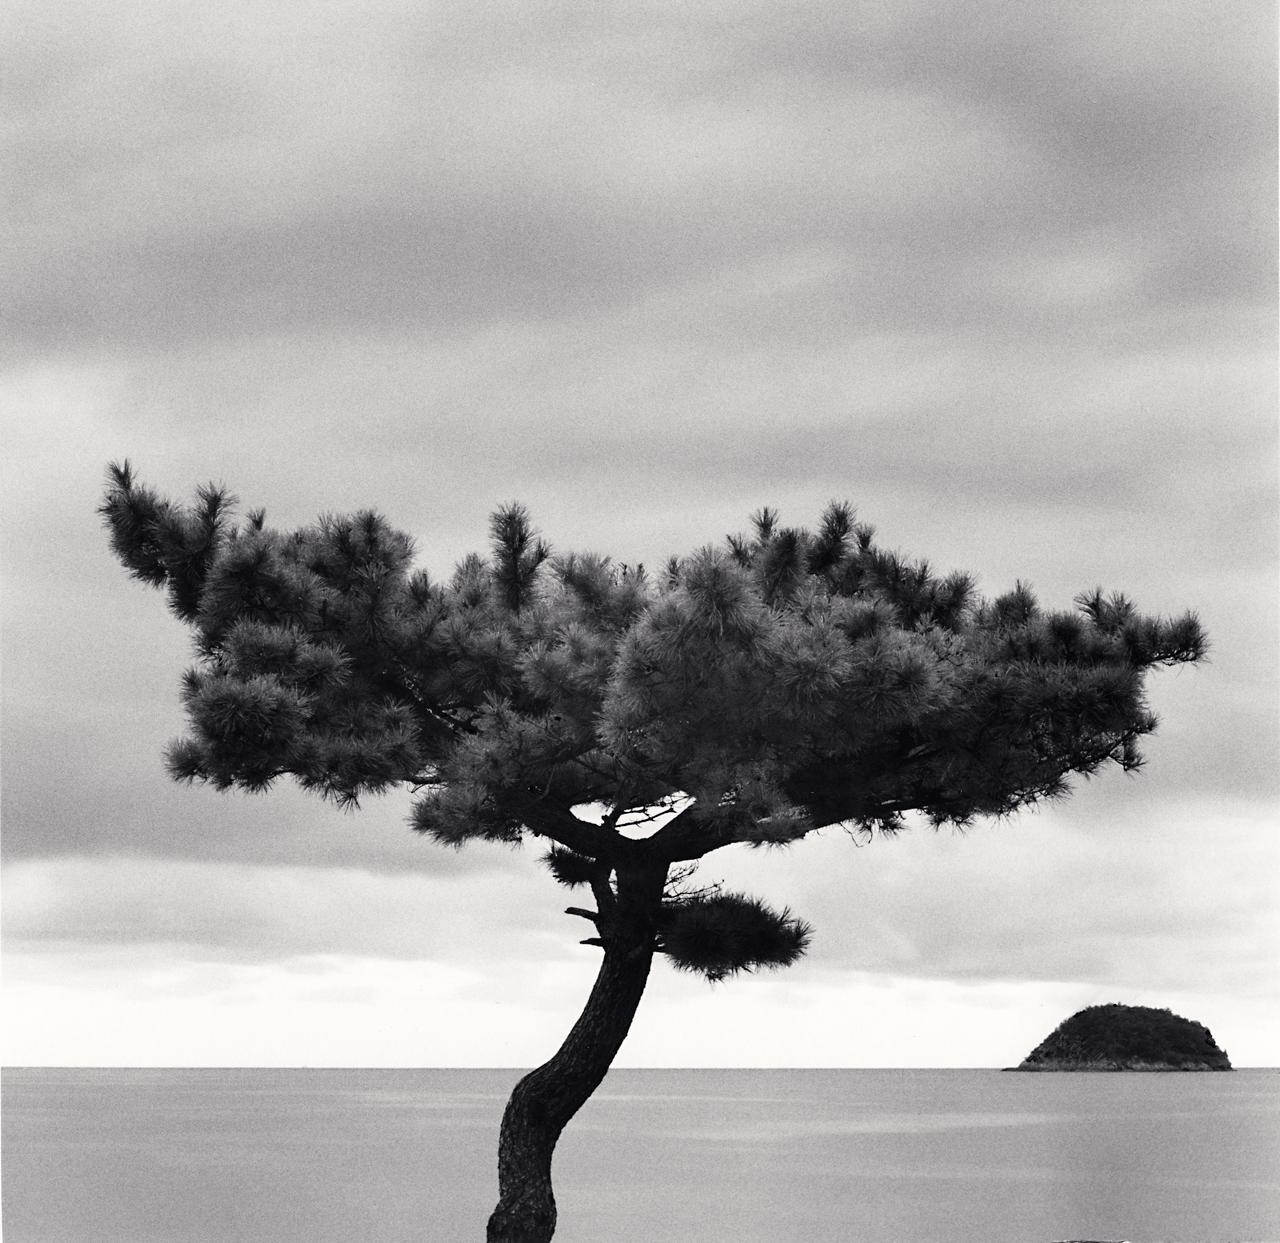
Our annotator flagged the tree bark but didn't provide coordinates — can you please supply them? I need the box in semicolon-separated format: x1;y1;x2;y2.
486;861;666;1243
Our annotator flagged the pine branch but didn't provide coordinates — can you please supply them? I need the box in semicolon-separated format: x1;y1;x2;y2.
657;891;811;982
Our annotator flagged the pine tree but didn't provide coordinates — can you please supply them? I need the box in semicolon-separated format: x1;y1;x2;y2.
101;466;1205;1242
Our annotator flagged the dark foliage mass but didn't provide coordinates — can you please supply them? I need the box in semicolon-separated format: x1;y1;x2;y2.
657;892;811;983
101;464;1205;982
1017;1004;1232;1070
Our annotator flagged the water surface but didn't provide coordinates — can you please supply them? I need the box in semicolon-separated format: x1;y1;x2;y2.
4;1068;1277;1241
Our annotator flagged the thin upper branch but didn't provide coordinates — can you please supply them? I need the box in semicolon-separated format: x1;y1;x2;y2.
518;800;634;864
639;804;743;863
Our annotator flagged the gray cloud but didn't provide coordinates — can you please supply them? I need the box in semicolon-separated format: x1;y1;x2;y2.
710;797;1280;999
1;855;562;963
4;1;1272;353
7;791;1276;1011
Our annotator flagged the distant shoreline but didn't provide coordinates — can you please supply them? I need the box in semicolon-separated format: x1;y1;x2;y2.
1004;1060;1233;1072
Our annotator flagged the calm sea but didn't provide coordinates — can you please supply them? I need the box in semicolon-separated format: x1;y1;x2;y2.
3;1068;1277;1242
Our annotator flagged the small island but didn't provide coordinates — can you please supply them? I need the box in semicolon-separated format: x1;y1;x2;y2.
1008;1003;1233;1071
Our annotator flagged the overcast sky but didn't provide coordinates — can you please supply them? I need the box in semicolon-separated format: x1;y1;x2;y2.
3;0;1277;1068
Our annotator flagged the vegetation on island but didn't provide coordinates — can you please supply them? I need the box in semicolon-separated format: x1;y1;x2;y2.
1014;1004;1232;1070
100;464;1205;1242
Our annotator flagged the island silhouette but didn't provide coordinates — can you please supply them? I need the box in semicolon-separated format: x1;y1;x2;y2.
1009;1003;1232;1071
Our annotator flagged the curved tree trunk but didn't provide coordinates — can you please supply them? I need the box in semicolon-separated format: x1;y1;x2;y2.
486;862;666;1243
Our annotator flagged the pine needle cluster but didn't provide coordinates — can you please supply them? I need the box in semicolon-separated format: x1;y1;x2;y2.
102;468;1205;982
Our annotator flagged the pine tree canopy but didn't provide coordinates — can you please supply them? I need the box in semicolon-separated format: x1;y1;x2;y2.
101;464;1205;981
